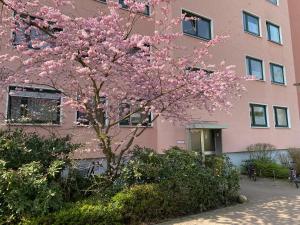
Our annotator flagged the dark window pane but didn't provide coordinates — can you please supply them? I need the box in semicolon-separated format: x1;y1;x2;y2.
274;107;288;127
7;86;61;124
183;17;197;36
182;10;211;40
244;12;260;35
267;22;281;43
247;57;263;80
271;64;284;84
250;104;267;127
197;18;211;40
268;0;278;5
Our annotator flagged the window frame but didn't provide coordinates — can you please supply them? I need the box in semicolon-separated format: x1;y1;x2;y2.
118;0;151;16
270;63;285;85
6;85;62;125
75;96;108;127
243;11;261;37
119;102;153;128
273;106;289;128
267;0;279;6
250;103;269;128
182;9;212;41
266;21;282;44
246;56;264;81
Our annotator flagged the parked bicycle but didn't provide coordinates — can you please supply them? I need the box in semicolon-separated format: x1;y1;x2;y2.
243;160;257;181
287;161;300;189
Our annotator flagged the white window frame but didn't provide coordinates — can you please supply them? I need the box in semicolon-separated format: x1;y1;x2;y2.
6;84;62;126
272;105;291;129
249;102;270;129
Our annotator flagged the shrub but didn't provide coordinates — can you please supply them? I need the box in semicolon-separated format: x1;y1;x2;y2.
247;143;275;162
118;146;163;186
0;160;64;224
118;147;239;218
27;200;122;225
0;129;79;170
288;148;300;174
111;184;164;225
27;147;240;225
0;129;81;224
254;160;289;179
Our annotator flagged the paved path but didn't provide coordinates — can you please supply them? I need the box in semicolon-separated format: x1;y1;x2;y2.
159;177;300;225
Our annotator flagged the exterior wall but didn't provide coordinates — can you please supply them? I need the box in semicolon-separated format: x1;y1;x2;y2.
288;0;300;117
1;0;300;159
156;0;300;153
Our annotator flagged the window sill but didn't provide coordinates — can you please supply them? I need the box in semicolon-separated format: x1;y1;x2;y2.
6;123;61;127
251;126;270;129
268;40;283;46
271;82;286;86
275;126;290;129
119;125;153;128
244;31;262;38
183;33;211;42
95;0;107;4
249;78;266;82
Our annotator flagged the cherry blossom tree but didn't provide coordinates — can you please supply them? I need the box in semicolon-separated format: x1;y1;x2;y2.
0;0;244;179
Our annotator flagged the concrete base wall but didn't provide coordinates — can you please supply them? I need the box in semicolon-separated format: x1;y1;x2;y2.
226;149;290;167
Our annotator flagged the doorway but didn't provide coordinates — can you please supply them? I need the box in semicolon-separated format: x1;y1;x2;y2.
189;129;222;156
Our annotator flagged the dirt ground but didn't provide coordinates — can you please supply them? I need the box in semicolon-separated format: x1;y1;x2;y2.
159;176;300;225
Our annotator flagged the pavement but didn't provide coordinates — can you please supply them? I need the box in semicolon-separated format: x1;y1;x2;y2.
159;176;300;225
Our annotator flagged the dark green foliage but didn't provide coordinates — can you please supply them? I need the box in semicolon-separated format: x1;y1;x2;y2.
27;147;240;225
28;200;123;225
117;147;240;219
0;129;79;170
254;160;289;179
0;160;64;223
110;184;164;225
0;129;80;224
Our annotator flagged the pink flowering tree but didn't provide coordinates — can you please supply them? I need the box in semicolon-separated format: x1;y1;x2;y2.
0;0;244;179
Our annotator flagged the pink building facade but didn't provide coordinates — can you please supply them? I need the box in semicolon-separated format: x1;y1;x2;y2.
1;0;300;165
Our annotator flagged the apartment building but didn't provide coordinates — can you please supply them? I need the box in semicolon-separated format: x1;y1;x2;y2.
0;0;299;165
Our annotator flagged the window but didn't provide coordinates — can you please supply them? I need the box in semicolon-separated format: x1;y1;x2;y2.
267;22;281;44
243;12;260;36
270;63;285;84
119;103;152;126
274;106;289;128
7;85;61;125
76;96;106;126
268;0;278;5
185;67;214;77
246;56;264;80
119;0;150;16
250;104;268;127
12;15;61;49
182;10;212;40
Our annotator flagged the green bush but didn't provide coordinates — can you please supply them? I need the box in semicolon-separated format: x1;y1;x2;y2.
28;147;240;225
0;129;79;170
254;160;289;179
118;147;239;217
0;160;65;224
28;200;122;225
0;129;81;224
111;184;164;225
